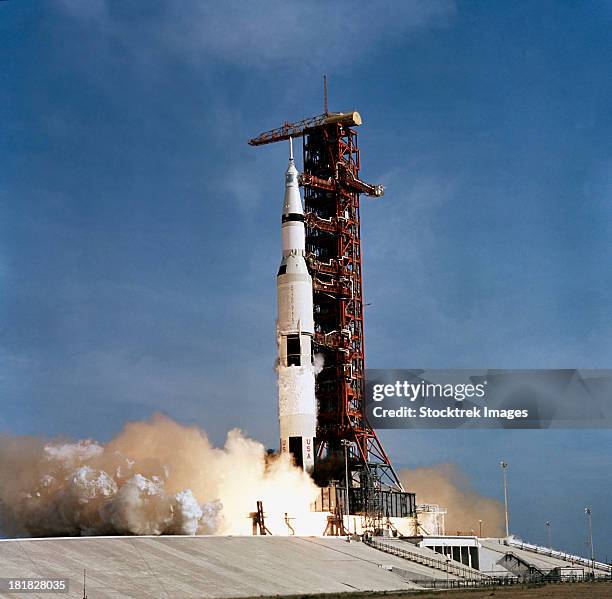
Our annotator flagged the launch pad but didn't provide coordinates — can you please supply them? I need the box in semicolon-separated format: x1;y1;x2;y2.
249;103;415;528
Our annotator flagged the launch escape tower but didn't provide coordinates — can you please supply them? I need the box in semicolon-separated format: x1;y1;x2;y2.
249;105;416;526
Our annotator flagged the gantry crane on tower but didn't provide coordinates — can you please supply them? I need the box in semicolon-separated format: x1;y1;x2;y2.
249;111;384;198
249;93;415;527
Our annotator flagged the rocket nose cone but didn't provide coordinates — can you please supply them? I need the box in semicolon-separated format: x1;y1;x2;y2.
283;157;303;216
283;181;303;215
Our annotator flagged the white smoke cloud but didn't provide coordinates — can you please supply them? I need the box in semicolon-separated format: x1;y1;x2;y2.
313;353;325;375
0;414;318;538
45;440;103;464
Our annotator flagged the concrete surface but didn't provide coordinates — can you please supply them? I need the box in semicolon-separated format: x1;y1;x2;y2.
2;535;604;598
0;536;425;598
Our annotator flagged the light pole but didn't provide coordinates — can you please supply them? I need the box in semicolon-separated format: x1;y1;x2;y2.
500;461;509;537
585;507;594;572
545;521;552;553
443;543;449;587
478;519;483;538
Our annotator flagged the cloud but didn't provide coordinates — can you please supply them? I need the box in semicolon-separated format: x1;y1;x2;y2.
361;169;465;362
57;0;108;20
55;0;456;71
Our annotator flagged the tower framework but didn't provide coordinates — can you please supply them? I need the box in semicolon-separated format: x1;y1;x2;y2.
301;124;398;491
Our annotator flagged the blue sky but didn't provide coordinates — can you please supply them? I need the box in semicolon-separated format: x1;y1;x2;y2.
1;1;611;557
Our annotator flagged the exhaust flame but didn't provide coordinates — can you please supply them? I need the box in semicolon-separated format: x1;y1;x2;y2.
0;415;320;538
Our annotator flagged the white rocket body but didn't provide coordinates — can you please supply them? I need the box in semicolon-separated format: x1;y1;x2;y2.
277;139;316;472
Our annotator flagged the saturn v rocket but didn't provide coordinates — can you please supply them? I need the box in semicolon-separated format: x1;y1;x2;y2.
276;139;317;472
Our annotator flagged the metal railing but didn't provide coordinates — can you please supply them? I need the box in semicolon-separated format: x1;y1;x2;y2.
505;539;612;574
364;538;488;581
391;570;518;589
392;572;612;589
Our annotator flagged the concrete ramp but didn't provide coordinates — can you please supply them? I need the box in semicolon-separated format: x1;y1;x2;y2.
0;536;423;598
479;538;608;577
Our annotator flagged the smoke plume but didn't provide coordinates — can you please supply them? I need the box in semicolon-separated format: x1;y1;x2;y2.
0;414;319;538
401;464;505;537
313;353;325;375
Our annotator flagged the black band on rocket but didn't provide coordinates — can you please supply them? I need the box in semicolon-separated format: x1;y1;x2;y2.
282;213;305;223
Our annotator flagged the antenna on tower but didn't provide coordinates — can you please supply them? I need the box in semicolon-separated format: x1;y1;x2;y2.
323;75;328;115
